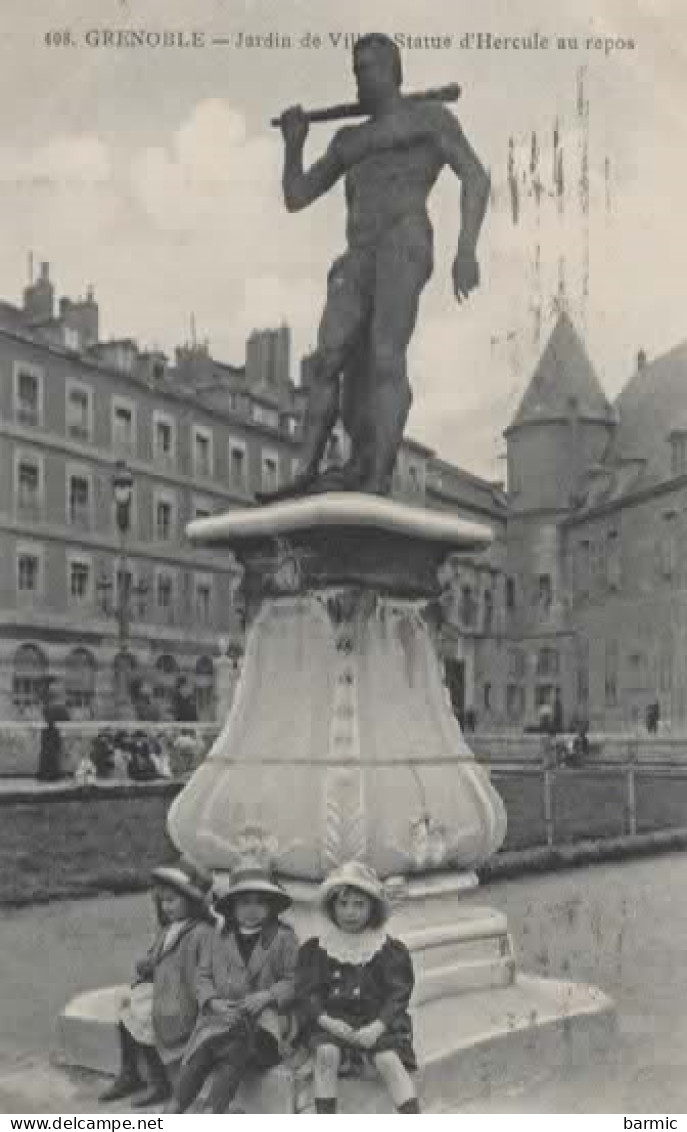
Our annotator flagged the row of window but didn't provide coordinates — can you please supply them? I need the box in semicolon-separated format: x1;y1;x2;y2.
575;515;684;603
11;642;215;717
477;682;561;723
14;543;221;627
504;573;554;616
13;363;287;485
12;450;284;536
507;646;560;680
507;519;683;618
443;578;496;632
454;574;551;626
601;640;674;709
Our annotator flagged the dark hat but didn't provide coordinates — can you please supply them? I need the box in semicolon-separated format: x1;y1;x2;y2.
152;858;213;908
213;863;291;914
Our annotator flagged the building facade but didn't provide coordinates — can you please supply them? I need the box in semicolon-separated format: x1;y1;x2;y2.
0;265;308;720
0;262;507;723
491;310;687;732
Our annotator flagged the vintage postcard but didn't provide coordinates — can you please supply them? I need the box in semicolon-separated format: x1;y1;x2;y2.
1;0;687;1118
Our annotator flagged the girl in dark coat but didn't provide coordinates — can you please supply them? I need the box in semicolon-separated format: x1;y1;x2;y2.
100;860;213;1107
167;864;298;1114
296;861;421;1113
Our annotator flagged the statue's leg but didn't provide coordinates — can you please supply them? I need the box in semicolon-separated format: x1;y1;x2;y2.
297;251;374;485
340;324;374;487
364;219;434;495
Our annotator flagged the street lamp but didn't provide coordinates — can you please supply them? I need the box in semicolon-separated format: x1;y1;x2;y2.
112;459;134;536
97;459;148;712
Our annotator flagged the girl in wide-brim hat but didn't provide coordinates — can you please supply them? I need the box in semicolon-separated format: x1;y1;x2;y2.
101;858;213;1109
167;862;298;1114
212;863;292;918
295;860;421;1113
318;860;392;927
151;862;215;922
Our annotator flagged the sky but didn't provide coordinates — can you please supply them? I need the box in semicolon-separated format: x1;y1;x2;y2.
1;0;686;478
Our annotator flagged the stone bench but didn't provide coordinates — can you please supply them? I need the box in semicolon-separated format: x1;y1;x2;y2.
58;968;615;1113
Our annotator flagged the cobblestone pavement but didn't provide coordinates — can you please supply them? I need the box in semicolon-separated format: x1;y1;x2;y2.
2;852;687;1113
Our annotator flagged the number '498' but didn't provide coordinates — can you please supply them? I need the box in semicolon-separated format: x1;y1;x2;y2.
45;30;74;46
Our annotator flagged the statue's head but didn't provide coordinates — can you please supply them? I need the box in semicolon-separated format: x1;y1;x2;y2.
353;34;403;108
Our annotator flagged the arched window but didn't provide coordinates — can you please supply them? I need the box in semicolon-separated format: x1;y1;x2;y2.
195;655;215;719
65;648;97;714
12;643;48;714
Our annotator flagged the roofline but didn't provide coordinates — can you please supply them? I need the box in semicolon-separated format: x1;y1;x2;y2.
0;324;299;441
613;339;687;405
428;455;505;491
425;486;507;522
563;471;687;526
504;411;617;437
506;505;571;523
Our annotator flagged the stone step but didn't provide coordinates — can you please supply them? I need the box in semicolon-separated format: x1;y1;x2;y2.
58;973;614;1114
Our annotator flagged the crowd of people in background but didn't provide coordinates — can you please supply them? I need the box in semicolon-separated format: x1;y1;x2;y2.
74;728;175;785
35;673;202;784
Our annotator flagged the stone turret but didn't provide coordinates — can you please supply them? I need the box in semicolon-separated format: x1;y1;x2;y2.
505;312;616;514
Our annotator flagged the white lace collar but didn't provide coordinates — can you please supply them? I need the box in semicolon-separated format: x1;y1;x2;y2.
317;920;389;965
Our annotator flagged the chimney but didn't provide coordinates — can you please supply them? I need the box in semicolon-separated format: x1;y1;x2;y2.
91;338;139;374
136;350;167;384
23;260;54;323
59;287;100;349
637;348;648;372
174;341;212;385
246;327;291;388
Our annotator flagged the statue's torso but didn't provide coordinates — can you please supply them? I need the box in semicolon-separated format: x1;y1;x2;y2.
341;106;444;248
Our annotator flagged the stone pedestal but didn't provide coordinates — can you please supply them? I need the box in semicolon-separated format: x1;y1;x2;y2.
170;494;506;880
58;494;614;1111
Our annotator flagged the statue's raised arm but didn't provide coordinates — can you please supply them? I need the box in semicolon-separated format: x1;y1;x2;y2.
280;107;344;212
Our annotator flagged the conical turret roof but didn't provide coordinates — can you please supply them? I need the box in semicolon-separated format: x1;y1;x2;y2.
507;311;615;432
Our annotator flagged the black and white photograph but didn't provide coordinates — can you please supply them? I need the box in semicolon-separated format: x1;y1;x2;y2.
0;0;686;1116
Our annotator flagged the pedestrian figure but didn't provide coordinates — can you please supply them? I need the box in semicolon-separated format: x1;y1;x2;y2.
37;678;70;782
173;675;198;723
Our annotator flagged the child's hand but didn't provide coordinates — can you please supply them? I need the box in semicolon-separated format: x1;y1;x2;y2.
209;998;240;1018
352;1021;386;1050
241;991;273;1017
319;1015;355;1042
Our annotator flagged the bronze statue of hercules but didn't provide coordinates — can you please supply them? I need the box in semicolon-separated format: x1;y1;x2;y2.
264;33;490;501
